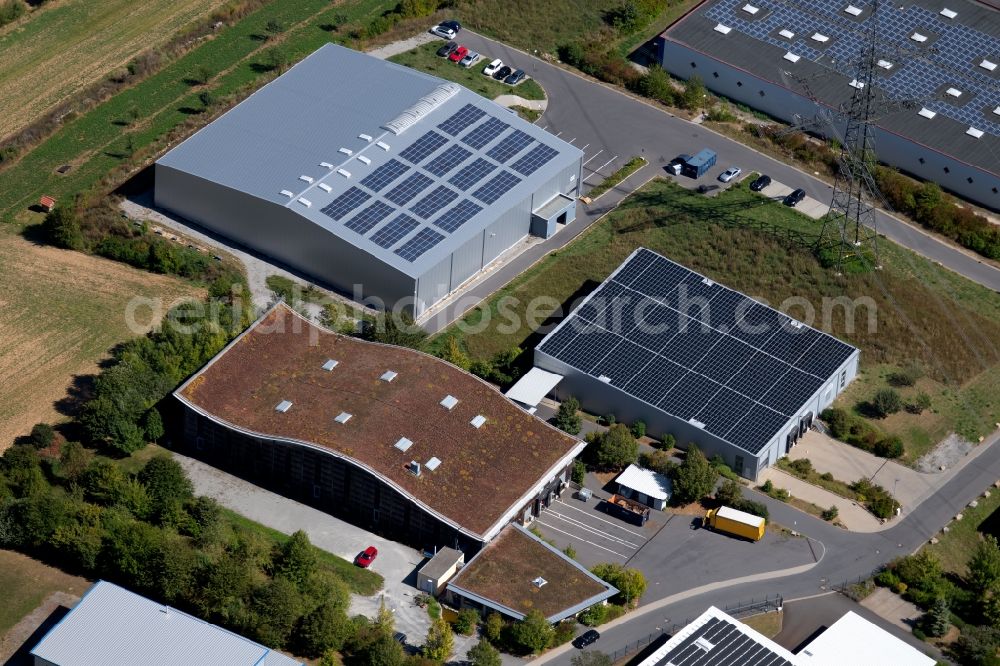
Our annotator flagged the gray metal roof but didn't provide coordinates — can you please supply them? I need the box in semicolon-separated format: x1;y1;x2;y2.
31;581;302;666
640;607;796;665
157;43;581;277
419;546;464;579
664;0;1000;178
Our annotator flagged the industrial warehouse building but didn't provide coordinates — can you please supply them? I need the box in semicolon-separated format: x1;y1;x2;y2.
173;304;584;554
533;248;859;480
156;44;582;318
657;0;1000;210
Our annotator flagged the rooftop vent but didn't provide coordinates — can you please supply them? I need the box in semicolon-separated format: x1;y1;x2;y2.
532;577;548;588
701;277;715;286
338;147;354;156
910;32;927;43
811;33;829;43
382;82;460;135
714;23;731;35
844;4;862;16
946;87;962;98
783;52;801;63
395;437;413;452
440;395;458;410
335;412;352;424
741;4;759;15
940;7;957;18
318;183;332;193
381;370;398;382
357;155;372;165
409;461;421;476
848;79;865;89
425;456;442;471
967;127;984;138
298;197;312;207
994;106;1000;116
322;359;339;371
299;175;314;183
320;161;334;169
695;637;715;652
376;141;391;151
788;319;804;329
688;418;705;429
359;133;373;142
980;59;997;72
470;415;486;429
337;168;352;178
918;107;937;119
877;59;893;70
280;189;294;198
275;400;293;413
778;28;794;39
598;375;611;383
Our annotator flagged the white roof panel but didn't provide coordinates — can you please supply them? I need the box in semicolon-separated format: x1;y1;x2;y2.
797;611;935;665
504;367;564;407
615;464;672;501
717;505;766;527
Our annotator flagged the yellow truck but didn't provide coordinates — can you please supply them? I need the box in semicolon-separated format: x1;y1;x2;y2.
704;506;766;541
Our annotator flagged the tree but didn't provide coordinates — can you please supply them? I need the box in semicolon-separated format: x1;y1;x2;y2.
422;618;454;662
572;460;586;484
680;75;707;110
81;458;128;505
363;311;427;349
250;577;303;647
28;423;55;449
555;397;582;435
361;631;405;666
954;624;1000;666
639;449;674;477
671;445;718;504
138;455;193;518
585;424;638;471
923;596;949;638
41;205;86;251
467;638;501;666
483;611;504;642
454;608;479;635
874;436;904;458
969;535;1000;595
871;388;903;418
142;408;164;442
57;441;92;482
714;479;743;506
375;594;395;636
296;601;351;656
637;66;675;105
591;563;647;606
572;651;613;666
274;529;318;588
631;420;646;439
509;609;554;654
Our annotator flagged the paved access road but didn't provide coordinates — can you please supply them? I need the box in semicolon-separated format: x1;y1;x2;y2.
422;30;1000;334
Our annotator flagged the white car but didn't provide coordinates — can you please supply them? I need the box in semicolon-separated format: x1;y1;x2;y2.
718;166;742;183
430;24;458;40
483;58;503;77
460;51;480;68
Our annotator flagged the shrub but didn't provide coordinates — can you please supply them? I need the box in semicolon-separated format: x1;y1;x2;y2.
42;205;87;251
656;433;677;451
874;436;904;459
467;638;501;666
483;611;504;643
29;423;56;449
906;392;932;415
555;397;582;435
454;608;479;636
821;506;839;521
509;609;554;654
875;570;900;588
788;458;813;476
638;449;674;477
636;66;676;105
0;0;26;28
887;364;923;387
552;619;577;646
591;563;646;606
732;499;769;521
871;388;903;418
571;460;586;485
631;421;646;439
577;603;607;626
680;75;707;110
820;472;835;482
761;479;774;493
583;424;638;471
715;479;743;506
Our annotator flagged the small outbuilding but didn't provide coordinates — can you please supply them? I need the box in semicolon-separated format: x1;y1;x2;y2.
614;464;671;510
417;547;465;595
39;195;55;213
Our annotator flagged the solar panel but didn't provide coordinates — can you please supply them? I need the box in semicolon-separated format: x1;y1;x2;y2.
319;187;370;221
472;170;522;204
449;157;497;190
394;227;445;262
487;130;534;162
659;372;722;419
432;199;483;233
399;131;449;163
410;185;459;219
510;143;559;176
384;172;434;206
344;201;395;235
425;144;472;177
370;214;419;249
360;159;409;192
438;103;487;136
461;117;510;150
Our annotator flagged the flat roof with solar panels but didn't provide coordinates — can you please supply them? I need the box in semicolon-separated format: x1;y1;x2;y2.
534;249;859;478
156;44;582;317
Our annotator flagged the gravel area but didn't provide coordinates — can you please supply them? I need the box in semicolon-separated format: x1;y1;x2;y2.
367;31;438;60
915;433;975;473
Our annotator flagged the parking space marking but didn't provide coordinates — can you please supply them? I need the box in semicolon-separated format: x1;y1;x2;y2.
582;149;604;167
544;509;644;549
534;519;631;559
566;137;576;144
583;155;618;183
552;499;646;538
580;143;590;151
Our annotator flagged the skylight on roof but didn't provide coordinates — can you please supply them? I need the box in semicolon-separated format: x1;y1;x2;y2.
695;637;715;652
395;437;413;451
381;370;398;382
280;189;294;198
783;52;801;63
338;147;353;156
994;106;1000;116
689;418;706;429
946;87;962;97
918;107;937;119
318;183;332;193
598;375;611;383
426;456;441;471
844;5;862;16
877;59;893;70
320;161;333;169
299;175;314;183
848;79;864;89
741;4;759;15
811;33;829;43
298;198;312;207
778;28;794;39
335;412;352;424
980;59;997;72
940;7;957;18
967;127;984;138
376;141;390;151
532;577;547;588
359;133;373;142
275;400;293;413
440;395;458;410
357;155;371;165
911;32;927;43
470;415;487;429
322;359;339;371
337;168;351;178
714;23;732;35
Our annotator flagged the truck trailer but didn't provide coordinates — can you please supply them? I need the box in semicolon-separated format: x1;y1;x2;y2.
681;148;717;178
704;506;766;541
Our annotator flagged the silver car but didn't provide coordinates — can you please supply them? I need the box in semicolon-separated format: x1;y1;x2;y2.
718;166;742;183
460;51;479;68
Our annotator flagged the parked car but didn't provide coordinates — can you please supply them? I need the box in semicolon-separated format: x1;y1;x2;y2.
436;41;458;58
483;58;503;76
355;545;378;568
460;50;479;68
439;19;461;33
431;22;459;39
576;488;592;502
448;46;468;63
749;174;771;192
718;166;742;183
784;187;807;207
505;69;526;85
493;65;512;80
572;630;601;649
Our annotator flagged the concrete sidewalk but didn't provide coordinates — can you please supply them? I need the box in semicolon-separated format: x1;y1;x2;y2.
756;467;882;532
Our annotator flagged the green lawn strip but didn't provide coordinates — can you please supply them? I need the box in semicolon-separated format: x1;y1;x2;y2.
617;0;705;55
511;105;541;123
586;156;647;200
388;42;545;101
925;487;1000;576
223;510;384;596
774;458;858;501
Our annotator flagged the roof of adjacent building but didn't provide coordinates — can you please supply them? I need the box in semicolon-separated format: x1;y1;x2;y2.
662;0;1000;179
30;581;301;666
638;606;796;666
504;366;565;407
175;304;584;540
419;547;465;580
797;610;935;665
156;43;581;278
535;248;859;456
445;524;618;621
615;464;672;501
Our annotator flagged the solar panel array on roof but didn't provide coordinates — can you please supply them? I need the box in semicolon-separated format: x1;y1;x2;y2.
410;185;460;219
537;249;856;455
462;117;510;150
473;171;522;205
399;130;449;163
395;226;446;261
371;214;419;248
449;157;498;190
345;200;395;235
438;103;487;135
487;130;534;162
651;615;794;666
433;199;483;232
320;187;371;221
424;144;472;177
359;158;410;192
384;172;434;206
511;144;560;176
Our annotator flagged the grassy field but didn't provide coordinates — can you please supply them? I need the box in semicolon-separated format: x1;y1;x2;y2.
388;42;545;101
741;610;783;639
0;0;231;140
0;225;204;448
925;487;1000;576
430;178;1000;458
0;549;90;640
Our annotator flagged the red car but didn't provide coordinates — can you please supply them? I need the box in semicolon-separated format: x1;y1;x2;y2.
449;45;468;63
355;546;378;568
